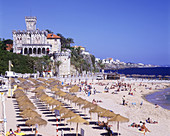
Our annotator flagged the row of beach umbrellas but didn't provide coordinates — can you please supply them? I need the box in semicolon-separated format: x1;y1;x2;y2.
15;77;130;135
14;87;47;128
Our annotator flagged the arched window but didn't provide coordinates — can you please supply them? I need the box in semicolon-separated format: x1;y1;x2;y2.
33;48;36;54
29;48;32;54
42;48;45;54
47;48;49;54
24;48;28;54
38;48;41;54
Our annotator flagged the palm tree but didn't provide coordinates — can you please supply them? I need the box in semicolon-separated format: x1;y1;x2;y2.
66;38;74;47
76;47;81;55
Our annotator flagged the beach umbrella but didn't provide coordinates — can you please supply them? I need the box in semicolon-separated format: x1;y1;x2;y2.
57;92;67;97
48;99;63;106
18;77;26;82
25;117;47;126
19;104;36;111
48;78;56;81
37;78;46;82
56;85;63;89
43;96;53;103
108;114;129;136
69;85;79;93
59;107;70;114
77;99;89;106
18;101;34;107
67;116;89;136
14;92;25;98
20;110;41;119
99;110;116;119
38;94;48;101
62;93;72;100
33;89;44;94
16;96;30;102
51;105;64;112
35;86;46;91
72;97;84;103
89;106;105;121
68;95;77;101
82;102;96;109
19;108;35;115
45;80;54;84
51;87;60;92
61;111;78;119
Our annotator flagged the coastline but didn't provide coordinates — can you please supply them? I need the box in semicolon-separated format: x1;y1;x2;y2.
2;77;170;136
142;86;170;111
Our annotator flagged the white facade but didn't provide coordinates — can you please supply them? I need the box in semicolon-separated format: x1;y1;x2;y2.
12;16;51;56
47;35;61;53
12;16;71;76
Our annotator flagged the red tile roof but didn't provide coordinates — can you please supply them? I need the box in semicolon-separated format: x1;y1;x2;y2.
47;33;61;39
6;44;13;51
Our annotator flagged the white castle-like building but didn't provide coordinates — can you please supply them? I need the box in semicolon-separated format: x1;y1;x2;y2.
12;16;70;76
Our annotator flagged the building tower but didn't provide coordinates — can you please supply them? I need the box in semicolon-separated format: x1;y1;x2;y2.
25;16;37;31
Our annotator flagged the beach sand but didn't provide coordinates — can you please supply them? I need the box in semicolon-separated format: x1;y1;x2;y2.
1;77;170;136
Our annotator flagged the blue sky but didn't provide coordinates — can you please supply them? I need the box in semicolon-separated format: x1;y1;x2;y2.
0;0;169;65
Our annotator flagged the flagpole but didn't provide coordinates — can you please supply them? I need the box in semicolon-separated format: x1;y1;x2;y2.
8;60;12;97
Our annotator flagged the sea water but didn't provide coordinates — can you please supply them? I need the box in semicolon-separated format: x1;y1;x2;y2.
145;88;170;110
104;67;170;77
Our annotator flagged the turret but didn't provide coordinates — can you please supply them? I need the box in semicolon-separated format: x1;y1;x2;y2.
25;16;37;31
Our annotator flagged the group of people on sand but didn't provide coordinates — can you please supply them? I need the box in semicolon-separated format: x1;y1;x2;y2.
97;121;114;136
7;126;21;136
92;99;102;104
79;82;98;96
129;118;158;135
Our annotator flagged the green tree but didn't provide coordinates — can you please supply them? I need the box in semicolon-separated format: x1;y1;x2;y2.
46;29;53;33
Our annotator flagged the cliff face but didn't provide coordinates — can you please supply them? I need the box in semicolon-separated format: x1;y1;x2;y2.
70;53;95;74
83;54;94;71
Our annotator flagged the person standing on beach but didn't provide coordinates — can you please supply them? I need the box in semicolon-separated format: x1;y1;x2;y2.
93;88;96;94
122;95;126;105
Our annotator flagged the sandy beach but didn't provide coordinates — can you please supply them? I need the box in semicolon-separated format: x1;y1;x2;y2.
1;77;170;136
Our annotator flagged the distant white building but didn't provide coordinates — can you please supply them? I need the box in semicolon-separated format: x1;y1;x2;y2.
95;58;100;63
81;51;90;55
138;63;144;66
